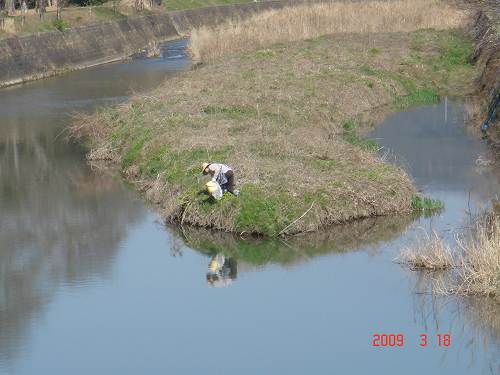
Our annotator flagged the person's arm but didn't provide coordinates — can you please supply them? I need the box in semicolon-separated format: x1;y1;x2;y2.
210;164;221;182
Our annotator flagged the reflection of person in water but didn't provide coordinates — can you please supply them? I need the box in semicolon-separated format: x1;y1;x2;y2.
206;253;237;288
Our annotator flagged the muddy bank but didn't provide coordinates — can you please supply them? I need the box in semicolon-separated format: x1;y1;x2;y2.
467;5;499;143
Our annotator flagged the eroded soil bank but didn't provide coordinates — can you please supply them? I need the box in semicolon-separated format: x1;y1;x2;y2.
466;2;500;144
74;24;479;236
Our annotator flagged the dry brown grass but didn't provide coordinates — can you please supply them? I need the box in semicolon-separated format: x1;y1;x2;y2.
399;209;500;298
398;231;454;270
73;26;476;235
190;0;468;61
454;215;500;297
73;32;423;235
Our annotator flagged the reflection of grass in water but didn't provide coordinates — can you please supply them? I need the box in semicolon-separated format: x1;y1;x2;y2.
411;275;500;371
174;213;414;266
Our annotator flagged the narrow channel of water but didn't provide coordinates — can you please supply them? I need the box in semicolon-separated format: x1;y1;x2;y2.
0;41;498;374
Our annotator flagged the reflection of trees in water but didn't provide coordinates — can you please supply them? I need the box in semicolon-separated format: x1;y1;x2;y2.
0;127;145;366
169;213;414;268
410;272;499;373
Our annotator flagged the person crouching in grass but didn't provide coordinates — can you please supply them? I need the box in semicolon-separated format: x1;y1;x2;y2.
202;162;240;196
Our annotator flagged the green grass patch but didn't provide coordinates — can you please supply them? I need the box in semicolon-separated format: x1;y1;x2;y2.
248;142;287;159
180;183;301;236
342;120;380;152
360;65;417;93
358;32;472;110
253;49;277;59
235;185;295;236
412;29;473;71
119;125;155;168
164;0;252;11
145;145;170;176
310;158;339;172
122;136;148;168
304;35;328;44
93;7;127;21
52;19;70;31
411;195;444;212
142;144;233;187
394;87;439;109
365;80;374;89
240;69;256;80
202;105;257;118
345;134;379;152
227;123;249;135
360;65;378;76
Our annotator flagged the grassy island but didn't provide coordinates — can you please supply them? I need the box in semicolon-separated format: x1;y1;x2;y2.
73;0;477;236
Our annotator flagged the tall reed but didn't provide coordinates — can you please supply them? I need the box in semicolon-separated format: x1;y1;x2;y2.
190;0;467;61
398;211;500;298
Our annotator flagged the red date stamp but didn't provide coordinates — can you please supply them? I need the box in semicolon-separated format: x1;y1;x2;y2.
372;333;451;348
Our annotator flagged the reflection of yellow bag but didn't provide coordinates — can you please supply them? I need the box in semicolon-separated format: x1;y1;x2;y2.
208;254;225;272
208;259;220;272
206;181;223;200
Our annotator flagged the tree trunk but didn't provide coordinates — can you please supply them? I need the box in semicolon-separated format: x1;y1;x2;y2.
54;0;60;19
38;0;46;20
21;0;27;26
5;0;15;16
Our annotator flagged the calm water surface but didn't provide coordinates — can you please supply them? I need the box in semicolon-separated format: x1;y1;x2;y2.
0;40;499;374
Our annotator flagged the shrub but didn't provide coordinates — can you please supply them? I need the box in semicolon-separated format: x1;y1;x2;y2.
53;19;70;31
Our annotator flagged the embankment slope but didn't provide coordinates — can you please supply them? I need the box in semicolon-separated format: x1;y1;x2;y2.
467;4;499;143
0;0;312;87
0;14;179;87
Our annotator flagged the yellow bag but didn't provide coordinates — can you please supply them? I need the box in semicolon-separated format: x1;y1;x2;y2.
206;181;223;200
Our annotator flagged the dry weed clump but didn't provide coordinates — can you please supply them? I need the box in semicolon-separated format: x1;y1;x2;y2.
398;231;454;270
190;0;467;61
399;210;500;298
454;216;500;297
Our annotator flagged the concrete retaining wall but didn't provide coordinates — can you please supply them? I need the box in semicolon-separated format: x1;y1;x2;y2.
0;14;181;87
0;1;315;87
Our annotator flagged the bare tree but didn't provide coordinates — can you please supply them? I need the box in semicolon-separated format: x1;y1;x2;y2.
37;0;46;20
5;0;15;16
112;0;121;13
134;0;143;12
21;0;27;26
55;0;68;20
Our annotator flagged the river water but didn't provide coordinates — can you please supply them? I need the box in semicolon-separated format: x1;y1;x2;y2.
0;40;499;374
